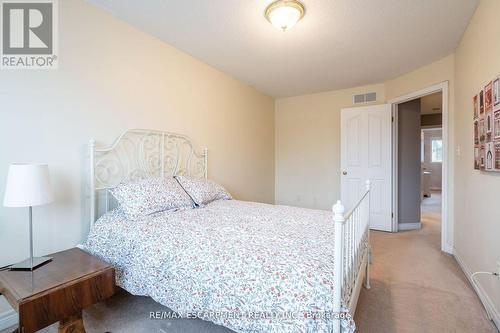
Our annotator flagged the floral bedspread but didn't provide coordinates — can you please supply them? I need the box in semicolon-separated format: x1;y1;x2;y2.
82;200;356;333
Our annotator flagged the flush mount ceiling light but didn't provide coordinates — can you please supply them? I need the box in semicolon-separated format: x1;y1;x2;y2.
265;0;305;32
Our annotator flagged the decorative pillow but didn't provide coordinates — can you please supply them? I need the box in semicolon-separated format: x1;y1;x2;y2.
175;176;232;206
110;177;194;220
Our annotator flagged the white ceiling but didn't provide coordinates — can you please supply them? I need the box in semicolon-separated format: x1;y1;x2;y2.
88;0;478;97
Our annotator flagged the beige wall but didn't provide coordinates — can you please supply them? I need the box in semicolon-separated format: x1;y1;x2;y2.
275;84;385;209
0;0;275;267
275;55;454;211
454;0;500;321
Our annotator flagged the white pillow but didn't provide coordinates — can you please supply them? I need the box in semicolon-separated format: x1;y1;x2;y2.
110;177;194;220
175;176;232;206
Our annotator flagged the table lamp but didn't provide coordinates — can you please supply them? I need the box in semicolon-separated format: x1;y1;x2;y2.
3;163;54;270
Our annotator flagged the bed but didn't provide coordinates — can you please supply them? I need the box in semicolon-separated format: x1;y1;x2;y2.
83;129;372;333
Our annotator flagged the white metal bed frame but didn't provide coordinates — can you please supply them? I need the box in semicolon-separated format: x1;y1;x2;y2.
333;182;372;332
88;129;371;333
89;129;208;227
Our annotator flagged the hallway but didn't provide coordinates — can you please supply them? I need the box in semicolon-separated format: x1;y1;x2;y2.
354;192;497;332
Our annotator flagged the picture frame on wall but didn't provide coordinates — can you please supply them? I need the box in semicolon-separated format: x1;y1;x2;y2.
479;89;484;114
479;118;485;143
485;82;493;143
474;77;500;173
493;77;500;107
495;141;500;170
474;119;479;144
473;94;479;119
486;113;493;142
485;142;494;170
485;81;493;112
474;145;480;170
494;110;500;140
480;145;485;170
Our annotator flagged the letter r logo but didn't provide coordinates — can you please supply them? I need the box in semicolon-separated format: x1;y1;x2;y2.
2;2;53;54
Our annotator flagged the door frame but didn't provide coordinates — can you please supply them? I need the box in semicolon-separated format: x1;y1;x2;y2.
388;81;452;254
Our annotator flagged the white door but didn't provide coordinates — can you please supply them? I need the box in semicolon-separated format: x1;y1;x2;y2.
341;104;392;231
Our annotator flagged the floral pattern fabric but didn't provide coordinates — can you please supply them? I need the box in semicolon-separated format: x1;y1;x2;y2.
82;199;356;333
109;177;194;220
175;176;232;206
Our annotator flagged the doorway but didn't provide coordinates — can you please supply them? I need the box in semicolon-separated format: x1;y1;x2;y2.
390;82;451;253
421;126;443;215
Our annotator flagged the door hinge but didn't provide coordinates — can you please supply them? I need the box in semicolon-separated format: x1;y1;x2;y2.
392;212;394;218
392;116;394;122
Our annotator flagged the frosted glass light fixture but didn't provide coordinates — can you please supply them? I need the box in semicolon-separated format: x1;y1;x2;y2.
265;0;305;32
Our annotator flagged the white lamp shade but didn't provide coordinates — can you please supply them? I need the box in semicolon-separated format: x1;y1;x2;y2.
3;164;54;207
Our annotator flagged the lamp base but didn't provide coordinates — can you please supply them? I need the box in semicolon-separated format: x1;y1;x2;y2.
10;256;53;270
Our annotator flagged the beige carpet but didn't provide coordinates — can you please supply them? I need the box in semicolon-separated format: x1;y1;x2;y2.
3;192;497;332
355;192;498;332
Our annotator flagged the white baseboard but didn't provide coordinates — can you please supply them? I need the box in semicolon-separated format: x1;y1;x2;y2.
442;242;453;255
0;309;17;331
454;248;500;331
398;222;421;231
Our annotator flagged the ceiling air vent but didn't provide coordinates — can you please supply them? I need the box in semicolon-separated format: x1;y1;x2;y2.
353;92;377;104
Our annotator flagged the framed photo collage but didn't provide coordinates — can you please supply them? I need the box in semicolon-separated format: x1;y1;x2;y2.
473;77;500;171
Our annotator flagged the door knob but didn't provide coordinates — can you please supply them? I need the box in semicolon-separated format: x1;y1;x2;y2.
342;171;347;175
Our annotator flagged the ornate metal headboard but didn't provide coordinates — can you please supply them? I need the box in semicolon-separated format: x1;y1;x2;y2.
89;129;207;227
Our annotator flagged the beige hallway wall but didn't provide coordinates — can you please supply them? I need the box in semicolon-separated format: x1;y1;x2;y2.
454;0;500;322
0;0;275;267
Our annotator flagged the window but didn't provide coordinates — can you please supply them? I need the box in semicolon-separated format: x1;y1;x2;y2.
431;138;443;162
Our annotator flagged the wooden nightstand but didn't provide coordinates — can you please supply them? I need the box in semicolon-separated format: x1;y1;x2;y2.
0;248;115;333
